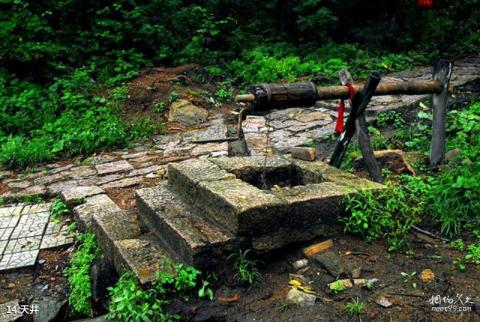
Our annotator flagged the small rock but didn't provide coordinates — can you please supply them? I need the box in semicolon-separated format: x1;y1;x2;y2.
419;269;435;283
38;258;46;265
314;249;341;277
286;288;317;307
8;283;15;289
292;259;309;271
168;100;209;126
351;267;362;279
375;295;393;308
291;147;317;161
445;148;461;162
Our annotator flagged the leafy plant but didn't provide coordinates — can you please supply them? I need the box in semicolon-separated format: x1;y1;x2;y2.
450;239;465;251
108;260;213;322
168;91;180;103
154;102;166;113
64;232;98;317
344;297;365;316
51;198;69;222
215;82;234;102
400;271;417;289
228;249;261;285
376;110;405;129
341;176;426;251
465;243;480;265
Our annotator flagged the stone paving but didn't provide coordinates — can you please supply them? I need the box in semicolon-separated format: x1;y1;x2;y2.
0;203;74;272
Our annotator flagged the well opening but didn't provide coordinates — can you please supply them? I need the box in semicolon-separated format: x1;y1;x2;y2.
236;165;305;190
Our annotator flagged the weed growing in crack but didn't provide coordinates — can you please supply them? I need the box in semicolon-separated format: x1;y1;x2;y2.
51;198;69;223
228;249;261;285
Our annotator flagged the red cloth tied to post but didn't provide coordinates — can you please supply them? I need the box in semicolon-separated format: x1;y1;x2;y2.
417;0;433;9
335;83;355;133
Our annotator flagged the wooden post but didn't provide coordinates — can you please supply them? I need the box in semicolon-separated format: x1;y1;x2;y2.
430;60;453;167
339;70;384;183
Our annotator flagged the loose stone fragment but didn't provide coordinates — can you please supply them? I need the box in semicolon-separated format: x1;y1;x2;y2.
291;147;317;161
375;295;393;308
286;288;317;307
292;259;309;271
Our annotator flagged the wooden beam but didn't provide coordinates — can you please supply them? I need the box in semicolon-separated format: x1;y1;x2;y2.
235;79;443;103
316;80;443;100
430;60;453;166
339;70;384;183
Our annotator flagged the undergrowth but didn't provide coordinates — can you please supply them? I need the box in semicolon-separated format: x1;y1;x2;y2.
107;259;213;322
64;232;98;318
342;101;480;250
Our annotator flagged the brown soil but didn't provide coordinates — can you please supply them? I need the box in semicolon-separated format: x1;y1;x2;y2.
115;64;234;129
105;187;137;209
179;229;480;322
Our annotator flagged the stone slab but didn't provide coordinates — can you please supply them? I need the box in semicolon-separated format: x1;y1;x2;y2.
168;159;235;202
73;194;121;231
61;186;105;206
271;182;357;227
196;178;287;235
0;250;39;271
92;210;141;262
10;212;50;239
96;160;133;175
100;177;143;189
4;236;42;254
0;228;14;241
112;238;171;285
40;222;74;250
136;184;240;268
40;233;74;250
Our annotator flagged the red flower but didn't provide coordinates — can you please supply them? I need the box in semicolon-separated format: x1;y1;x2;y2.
417;0;433;9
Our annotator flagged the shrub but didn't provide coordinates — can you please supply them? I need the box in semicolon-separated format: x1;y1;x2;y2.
342;176;427;251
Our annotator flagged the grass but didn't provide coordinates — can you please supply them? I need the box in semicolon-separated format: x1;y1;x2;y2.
64;232;98;318
344;297;365;316
228;249;261;285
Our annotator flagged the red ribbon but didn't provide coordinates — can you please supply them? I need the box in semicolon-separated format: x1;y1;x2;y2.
335;83;355;133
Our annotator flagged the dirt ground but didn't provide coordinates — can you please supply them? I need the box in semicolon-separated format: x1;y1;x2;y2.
178;229;480;322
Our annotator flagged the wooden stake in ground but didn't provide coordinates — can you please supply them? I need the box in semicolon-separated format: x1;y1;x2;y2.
339;70;384;183
430;60;453;166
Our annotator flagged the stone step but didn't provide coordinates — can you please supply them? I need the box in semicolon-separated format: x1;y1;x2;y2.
91;209;172;285
135;182;241;269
